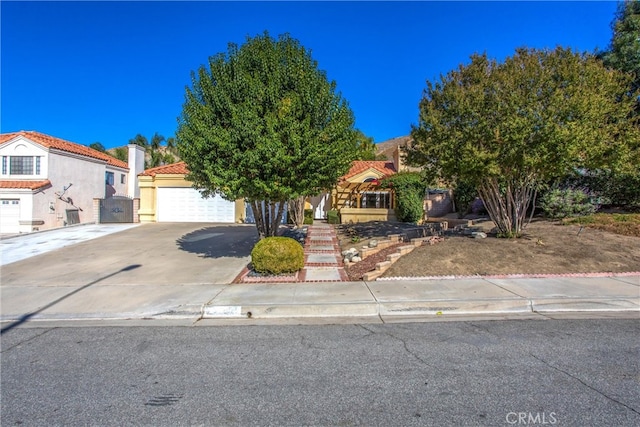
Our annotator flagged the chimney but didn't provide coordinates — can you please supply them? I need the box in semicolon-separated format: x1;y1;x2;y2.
127;144;145;198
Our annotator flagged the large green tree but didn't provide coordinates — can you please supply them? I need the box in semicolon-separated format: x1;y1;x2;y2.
408;47;639;237
176;32;358;238
598;0;640;99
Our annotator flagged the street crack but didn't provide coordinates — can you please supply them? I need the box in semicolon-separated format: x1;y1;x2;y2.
530;353;640;416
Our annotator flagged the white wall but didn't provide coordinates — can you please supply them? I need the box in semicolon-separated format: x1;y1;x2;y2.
0;138;49;179
127;144;145;198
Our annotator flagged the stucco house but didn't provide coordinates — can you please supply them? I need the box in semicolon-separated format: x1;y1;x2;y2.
0;131;145;233
138;162;245;223
330;160;398;223
327;136;453;223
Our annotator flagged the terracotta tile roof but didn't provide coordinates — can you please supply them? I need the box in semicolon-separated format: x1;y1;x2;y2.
341;160;396;181
0;131;128;169
0;180;52;190
139;161;188;177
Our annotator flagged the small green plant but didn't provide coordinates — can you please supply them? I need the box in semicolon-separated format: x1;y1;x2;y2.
303;209;314;225
250;237;304;275
541;188;598;219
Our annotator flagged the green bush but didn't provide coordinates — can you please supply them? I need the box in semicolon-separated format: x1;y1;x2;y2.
396;192;424;223
380;172;425;223
327;210;340;224
303;209;314;225
453;181;477;218
251;237;304;275
541;188;598;219
564;169;640;208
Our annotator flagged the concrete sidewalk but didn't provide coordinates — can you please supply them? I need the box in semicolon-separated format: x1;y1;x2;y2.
1;274;638;328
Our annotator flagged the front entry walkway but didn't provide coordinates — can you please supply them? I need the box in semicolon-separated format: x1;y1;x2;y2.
300;222;348;282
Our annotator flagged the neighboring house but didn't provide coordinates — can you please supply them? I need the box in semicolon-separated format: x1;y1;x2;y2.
0;131;145;233
138;162;245;223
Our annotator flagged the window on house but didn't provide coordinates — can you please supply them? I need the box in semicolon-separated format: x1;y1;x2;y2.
361;192;391;209
1;156;42;175
105;171;115;185
120;174;126;184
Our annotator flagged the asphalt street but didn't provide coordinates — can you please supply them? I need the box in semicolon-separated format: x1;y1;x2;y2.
2;319;638;426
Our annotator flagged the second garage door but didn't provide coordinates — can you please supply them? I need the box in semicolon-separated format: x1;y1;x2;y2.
156;187;235;223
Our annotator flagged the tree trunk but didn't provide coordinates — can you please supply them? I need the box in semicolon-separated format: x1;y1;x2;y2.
250;200;286;239
288;196;306;228
477;177;535;238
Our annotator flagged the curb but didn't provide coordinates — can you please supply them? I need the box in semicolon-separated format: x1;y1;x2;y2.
201;297;639;320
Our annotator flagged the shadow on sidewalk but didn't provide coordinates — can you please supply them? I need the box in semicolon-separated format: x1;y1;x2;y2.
1;264;141;335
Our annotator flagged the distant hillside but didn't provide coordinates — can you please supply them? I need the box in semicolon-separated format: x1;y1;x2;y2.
376;135;413;161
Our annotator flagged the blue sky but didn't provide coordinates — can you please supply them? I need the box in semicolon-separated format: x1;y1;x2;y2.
2;1;618;149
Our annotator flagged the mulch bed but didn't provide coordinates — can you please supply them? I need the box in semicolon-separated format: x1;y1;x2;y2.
344;243;405;281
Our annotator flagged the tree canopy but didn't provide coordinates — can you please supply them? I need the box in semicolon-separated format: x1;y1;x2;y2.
354;130;378;160
176;32;358;237
598;0;640;98
408;47;640;236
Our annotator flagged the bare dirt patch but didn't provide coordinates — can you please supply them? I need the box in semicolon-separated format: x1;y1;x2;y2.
381;220;640;277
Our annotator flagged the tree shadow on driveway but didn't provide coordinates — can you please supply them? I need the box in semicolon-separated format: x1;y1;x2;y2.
176;225;259;259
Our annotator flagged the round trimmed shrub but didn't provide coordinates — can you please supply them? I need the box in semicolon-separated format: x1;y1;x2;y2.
251;237;304;275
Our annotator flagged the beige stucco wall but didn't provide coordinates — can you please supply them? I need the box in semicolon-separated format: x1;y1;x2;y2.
138;173;244;223
339;208;396;223
47;151;106;227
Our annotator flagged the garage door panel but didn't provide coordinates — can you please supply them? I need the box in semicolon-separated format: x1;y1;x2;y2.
0;199;21;233
157;188;234;223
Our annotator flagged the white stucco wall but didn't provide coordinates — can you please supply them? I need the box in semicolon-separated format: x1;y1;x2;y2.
0;138;49;179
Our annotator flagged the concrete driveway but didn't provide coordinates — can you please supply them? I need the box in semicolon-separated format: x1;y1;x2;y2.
1;223;258;287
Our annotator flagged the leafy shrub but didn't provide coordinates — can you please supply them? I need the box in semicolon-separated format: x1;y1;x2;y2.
303;209;314;225
380;172;425;223
453;181;477;218
396;192;424;223
327;209;340;224
251;237;304;275
564;169;640;208
540;188;598;219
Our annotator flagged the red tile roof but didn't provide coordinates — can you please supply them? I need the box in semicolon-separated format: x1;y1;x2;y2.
0;131;128;169
0;180;52;190
139;161;188;177
341;160;396;181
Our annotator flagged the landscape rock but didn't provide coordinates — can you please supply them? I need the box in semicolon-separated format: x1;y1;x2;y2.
472;232;487;239
369;240;378;248
351;256;362;263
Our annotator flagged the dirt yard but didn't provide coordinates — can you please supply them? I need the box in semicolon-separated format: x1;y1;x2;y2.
337;219;640;278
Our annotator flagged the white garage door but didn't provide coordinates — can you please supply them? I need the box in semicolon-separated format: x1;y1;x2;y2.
0;199;20;233
156;188;235;223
